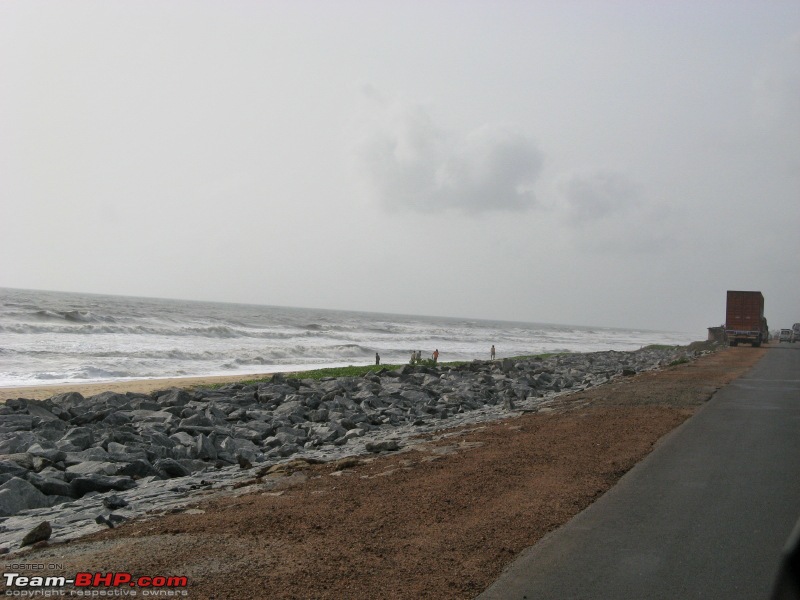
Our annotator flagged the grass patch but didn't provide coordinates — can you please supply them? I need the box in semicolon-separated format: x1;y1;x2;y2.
643;344;680;351
205;365;396;388
199;352;564;390
669;357;690;366
506;352;568;361
286;364;395;380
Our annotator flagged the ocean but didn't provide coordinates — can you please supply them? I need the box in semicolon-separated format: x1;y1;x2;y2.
0;288;697;388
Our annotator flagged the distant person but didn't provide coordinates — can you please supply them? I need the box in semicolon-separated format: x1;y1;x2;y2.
490;345;496;360
432;349;439;363
375;352;380;365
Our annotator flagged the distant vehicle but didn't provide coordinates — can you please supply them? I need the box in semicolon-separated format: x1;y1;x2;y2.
725;290;768;347
793;323;800;341
779;329;793;343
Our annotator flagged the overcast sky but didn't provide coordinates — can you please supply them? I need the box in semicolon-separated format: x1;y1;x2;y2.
1;1;798;334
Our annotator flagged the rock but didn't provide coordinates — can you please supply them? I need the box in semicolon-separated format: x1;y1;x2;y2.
365;440;400;453
65;448;111;464
25;472;75;498
26;443;66;464
177;458;213;473
102;495;129;510
155;388;194;407
103;412;132;427
33;420;69;442
70;475;137;496
95;514;114;528
21;521;52;546
116;460;161;479
308;409;329;423
66;461;119;477
275;427;307;445
330;457;362;470
58;427;94;451
177;414;215;433
170;431;195;446
0;414;35;431
194;434;217;460
0;477;51;516
273;400;305;419
0;433;38;454
25;402;61;422
154;458;191;479
107;513;127;526
0;460;29;479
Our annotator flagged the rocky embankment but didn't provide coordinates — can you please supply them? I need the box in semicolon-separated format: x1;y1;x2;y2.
0;345;704;551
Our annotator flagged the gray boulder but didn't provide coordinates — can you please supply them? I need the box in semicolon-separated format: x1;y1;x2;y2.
25;443;66;464
116;459;161;479
70;475;137;496
195;434;218;460
0;460;29;479
58;427;94;451
25;472;75;498
103;494;129;510
154;458;191;479
0;432;38;454
21;521;52;547
66;461;119;477
0;414;34;432
0;477;50;516
365;440;400;453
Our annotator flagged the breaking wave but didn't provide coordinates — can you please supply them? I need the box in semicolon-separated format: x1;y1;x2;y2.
0;288;697;387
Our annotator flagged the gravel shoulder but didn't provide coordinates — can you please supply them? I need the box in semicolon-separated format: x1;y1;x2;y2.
6;347;766;599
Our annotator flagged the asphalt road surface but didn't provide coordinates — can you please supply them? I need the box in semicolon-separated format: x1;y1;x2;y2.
479;345;800;600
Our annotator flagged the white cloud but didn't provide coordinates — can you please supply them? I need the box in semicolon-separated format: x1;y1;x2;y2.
552;169;678;254
352;91;543;214
555;170;642;225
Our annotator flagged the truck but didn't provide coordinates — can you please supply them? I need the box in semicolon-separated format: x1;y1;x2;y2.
725;290;768;347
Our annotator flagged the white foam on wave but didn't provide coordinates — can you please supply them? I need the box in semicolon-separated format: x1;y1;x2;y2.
0;288;698;387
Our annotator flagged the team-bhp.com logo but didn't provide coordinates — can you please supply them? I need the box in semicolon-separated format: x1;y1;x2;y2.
3;571;189;596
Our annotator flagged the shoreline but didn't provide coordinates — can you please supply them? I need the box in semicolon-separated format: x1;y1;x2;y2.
0;342;704;402
0;371;284;402
0;362;383;401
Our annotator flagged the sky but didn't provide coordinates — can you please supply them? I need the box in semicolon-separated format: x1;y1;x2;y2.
1;1;798;335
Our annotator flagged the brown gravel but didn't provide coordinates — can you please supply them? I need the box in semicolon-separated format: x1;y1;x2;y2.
10;347;766;599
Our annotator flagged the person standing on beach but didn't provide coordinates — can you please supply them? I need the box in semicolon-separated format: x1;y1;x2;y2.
375;352;380;365
490;345;496;360
432;349;439;364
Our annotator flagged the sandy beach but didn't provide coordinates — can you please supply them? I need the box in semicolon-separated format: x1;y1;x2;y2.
0;372;280;401
6;347;767;599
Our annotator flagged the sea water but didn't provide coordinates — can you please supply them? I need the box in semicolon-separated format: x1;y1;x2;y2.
0;288;697;387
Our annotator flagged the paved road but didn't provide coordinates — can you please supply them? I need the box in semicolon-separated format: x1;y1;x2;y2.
479;345;800;600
